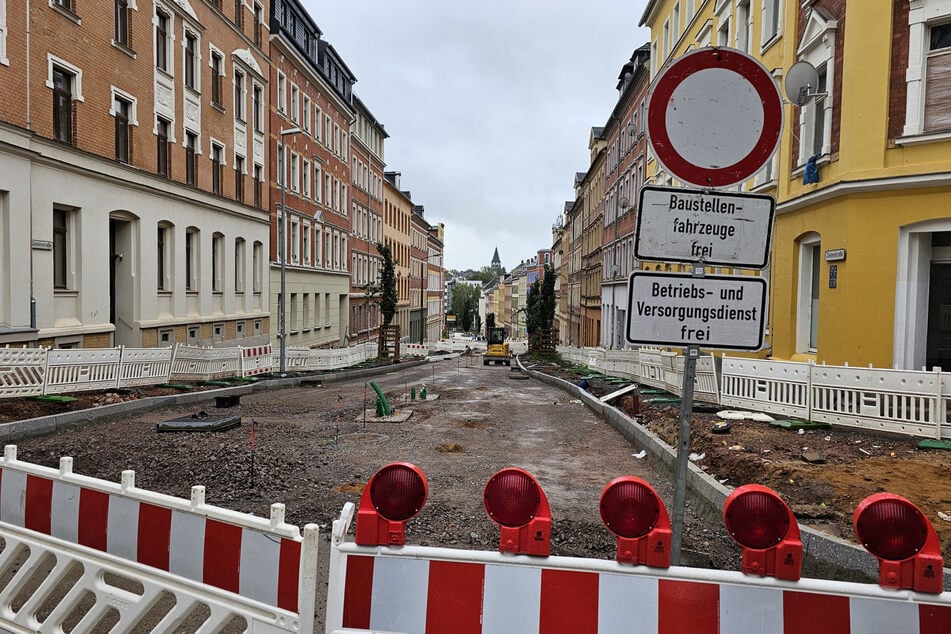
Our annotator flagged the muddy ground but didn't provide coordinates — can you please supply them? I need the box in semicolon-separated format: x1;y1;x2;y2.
1;353;950;629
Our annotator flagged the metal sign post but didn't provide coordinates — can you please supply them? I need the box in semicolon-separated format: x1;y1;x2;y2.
671;344;699;565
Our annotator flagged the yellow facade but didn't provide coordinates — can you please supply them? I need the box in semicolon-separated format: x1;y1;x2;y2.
639;0;951;369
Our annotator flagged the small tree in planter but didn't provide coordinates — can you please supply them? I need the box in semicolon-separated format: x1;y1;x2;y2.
376;242;399;358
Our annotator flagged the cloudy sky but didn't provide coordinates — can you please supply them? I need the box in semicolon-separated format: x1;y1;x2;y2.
302;1;651;272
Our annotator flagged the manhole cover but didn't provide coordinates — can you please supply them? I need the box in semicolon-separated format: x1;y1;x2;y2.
338;432;388;443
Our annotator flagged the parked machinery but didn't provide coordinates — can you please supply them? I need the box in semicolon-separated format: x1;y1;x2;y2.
483;327;511;366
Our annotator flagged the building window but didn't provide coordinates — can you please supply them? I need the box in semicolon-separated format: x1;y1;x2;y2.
290;83;299;123
253;164;262;207
314;106;322;142
290;152;299;193
157;117;171;176
796;9;835;165
233;0;243;29
52;66;75;144
761;0;781;47
252;83;263;132
254;3;263;47
212;232;223;292
314;166;322;203
277;144;284;186
291;218;299;263
185;130;198;185
211;142;224;194
925;21;951;132
302;95;311;133
53;207;74;290
211;51;223;107
234;68;245;121
184;32;197;90
797;234;821;352
235;154;245;202
252;241;262;293
113;94;132;163
157;222;171;290
302;158;310;198
115;0;130;47
186;227;199;291
235;237;246;293
277;71;286;114
155;10;170;72
736;0;751;52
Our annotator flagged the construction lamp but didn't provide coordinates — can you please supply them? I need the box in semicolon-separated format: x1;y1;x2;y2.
599;476;671;567
723;484;802;580
355;462;428;546
853;492;943;594
483;467;552;556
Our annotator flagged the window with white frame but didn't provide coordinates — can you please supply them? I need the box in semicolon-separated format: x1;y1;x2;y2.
0;0;7;65
252;83;263;132
904;4;951;137
252;240;262;293
314;165;322;203
315;226;322;266
212;232;224;292
157;222;171;290
184;30;198;90
736;0;752;52
290;152;299;193
761;0;782;48
155;8;171;73
315;105;322;141
673;3;680;40
302;95;311;133
796;233;821;352
290;83;299;123
796;10;836;164
235;237;245;293
111;89;136;163
277;71;286;114
185;226;199;291
233;67;246;121
291;217;299;263
303;221;311;265
53;205;78;290
47;56;83;144
302;158;310;198
277;143;284;186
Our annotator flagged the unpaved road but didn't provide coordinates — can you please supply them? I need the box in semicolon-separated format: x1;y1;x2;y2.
10;357;735;631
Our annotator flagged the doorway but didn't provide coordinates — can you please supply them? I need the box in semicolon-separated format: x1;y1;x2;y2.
927;262;951;369
109;216;137;347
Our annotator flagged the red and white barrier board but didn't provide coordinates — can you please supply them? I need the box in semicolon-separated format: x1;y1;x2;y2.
241;344;274;377
0;446;318;632
326;503;951;634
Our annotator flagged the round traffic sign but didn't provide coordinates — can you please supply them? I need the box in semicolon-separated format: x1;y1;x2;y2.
646;47;783;188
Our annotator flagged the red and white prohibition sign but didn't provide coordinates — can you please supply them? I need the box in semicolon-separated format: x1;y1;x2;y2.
646;47;783;188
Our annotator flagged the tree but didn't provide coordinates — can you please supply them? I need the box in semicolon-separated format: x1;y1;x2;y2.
469;266;503;284
450;283;481;332
527;266;557;355
376;242;398;327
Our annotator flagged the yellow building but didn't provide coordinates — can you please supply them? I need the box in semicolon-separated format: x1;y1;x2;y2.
640;1;951;370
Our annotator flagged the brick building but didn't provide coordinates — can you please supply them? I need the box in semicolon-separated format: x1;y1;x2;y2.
0;0;272;348
268;0;354;350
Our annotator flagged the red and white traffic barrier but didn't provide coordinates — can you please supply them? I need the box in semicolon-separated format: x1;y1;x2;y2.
241;344;274;377
0;446;317;632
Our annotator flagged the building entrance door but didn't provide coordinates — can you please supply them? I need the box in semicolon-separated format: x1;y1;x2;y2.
926;262;951;369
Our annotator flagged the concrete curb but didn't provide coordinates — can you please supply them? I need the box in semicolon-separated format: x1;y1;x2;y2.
520;359;951;588
0;358;429;444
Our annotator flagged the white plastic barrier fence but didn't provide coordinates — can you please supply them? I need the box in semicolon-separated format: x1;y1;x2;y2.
44;348;122;395
326;502;951;634
117;347;174;388
0;445;318;632
170;344;243;382
719;356;811;419
240;344;274;377
0;346;47;397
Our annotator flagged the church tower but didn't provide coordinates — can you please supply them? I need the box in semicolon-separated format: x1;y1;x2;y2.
491;247;502;275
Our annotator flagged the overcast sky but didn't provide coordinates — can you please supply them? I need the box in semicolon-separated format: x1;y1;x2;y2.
302;1;650;273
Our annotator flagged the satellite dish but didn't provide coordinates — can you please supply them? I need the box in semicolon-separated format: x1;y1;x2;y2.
785;61;821;106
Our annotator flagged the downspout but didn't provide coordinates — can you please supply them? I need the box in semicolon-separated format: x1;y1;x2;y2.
26;1;36;332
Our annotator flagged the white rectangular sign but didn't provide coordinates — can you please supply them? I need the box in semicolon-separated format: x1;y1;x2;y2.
635;186;775;269
626;272;767;350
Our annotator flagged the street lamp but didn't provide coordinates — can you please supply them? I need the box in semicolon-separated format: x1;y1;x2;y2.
278;127;302;375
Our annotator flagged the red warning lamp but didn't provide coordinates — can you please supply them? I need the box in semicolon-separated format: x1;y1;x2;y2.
483;468;552;556
853;493;943;594
355;462;428;546
723;484;802;581
599;476;671;567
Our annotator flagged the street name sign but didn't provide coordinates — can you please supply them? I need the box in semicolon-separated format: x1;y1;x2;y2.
635;185;775;269
626;272;767;350
646;47;783;188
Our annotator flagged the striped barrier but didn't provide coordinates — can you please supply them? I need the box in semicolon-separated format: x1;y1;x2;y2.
0;445;317;632
326;502;951;634
0;346;47;397
170;343;243;381
240;344;274;377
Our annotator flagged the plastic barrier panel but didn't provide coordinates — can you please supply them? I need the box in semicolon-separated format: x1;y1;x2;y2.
0;346;48;398
0;446;318;633
117;346;174;388
241;344;274;377
44;347;122;394
326;503;951;634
